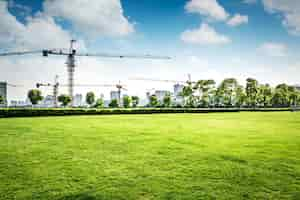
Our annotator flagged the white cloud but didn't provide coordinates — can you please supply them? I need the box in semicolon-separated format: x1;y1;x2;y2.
0;1;72;50
43;0;134;38
227;14;248;26
181;23;231;45
0;0;134;51
185;0;229;21
258;42;288;57
262;0;300;35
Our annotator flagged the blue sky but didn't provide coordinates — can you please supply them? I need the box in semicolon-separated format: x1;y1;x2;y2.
0;0;300;101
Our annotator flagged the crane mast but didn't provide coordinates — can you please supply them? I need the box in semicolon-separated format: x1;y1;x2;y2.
1;39;171;107
67;40;76;105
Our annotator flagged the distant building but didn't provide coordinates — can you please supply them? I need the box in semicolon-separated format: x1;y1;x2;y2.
104;100;110;107
155;90;170;103
73;94;83;107
295;85;300;91
174;84;184;105
25;98;32;106
10;100;27;107
174;84;184;97
0;82;7;106
40;95;54;108
110;91;120;101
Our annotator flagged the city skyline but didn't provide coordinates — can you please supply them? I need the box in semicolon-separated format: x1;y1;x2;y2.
1;0;300;101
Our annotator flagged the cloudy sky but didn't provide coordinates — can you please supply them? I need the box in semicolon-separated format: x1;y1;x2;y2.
0;0;300;101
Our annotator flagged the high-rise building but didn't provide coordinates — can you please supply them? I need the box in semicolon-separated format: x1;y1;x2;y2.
173;84;184;105
155;90;170;103
174;84;184;97
0;82;7;106
73;94;83;107
110;91;120;101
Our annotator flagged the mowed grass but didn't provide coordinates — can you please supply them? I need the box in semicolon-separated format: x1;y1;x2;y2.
0;112;300;200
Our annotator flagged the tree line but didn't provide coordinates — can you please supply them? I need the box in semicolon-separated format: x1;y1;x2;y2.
24;77;300;108
178;78;300;108
26;89;140;108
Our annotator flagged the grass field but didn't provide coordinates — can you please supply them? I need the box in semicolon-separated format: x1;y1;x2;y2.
1;112;300;200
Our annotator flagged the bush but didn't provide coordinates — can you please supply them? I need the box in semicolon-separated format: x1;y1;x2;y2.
0;107;292;118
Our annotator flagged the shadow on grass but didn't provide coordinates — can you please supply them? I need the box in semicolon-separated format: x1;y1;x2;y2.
57;193;103;200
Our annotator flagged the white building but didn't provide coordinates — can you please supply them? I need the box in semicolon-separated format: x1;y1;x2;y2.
174;84;184;105
10;100;27;107
41;95;55;108
73;94;83;107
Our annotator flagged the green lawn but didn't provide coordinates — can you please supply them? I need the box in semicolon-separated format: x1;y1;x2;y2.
1;112;300;200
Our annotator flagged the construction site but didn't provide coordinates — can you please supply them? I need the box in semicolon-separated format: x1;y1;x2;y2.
0;40;179;108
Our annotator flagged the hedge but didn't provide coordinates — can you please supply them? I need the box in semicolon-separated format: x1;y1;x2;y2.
0;107;293;118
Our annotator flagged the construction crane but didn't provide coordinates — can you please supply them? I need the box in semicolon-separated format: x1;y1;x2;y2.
130;74;196;84
36;76;127;107
36;75;60;107
0;40;171;106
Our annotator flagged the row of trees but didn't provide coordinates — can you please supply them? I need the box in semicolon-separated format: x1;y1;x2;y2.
26;78;300;108
26;90;140;108
179;78;300;108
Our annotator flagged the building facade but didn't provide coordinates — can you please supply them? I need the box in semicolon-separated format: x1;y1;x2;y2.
0;82;7;106
110;91;120;101
173;84;184;105
155;90;170;103
73;94;83;107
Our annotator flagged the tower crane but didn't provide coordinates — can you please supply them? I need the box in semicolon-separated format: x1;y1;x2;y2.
36;75;60;107
7;83;24;87
0;40;171;106
130;74;196;84
36;75;127;107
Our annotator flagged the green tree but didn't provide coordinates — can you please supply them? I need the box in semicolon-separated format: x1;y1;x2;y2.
86;92;95;107
123;96;132;108
163;93;172;107
0;95;4;104
272;84;290;107
288;86;299;106
131;96;139;107
194;79;216;107
258;84;272;107
149;95;159;107
28;89;43;105
271;90;286;107
235;85;246;107
58;94;72;107
181;84;195;107
109;99;119;108
94;98;104;108
246;78;259;107
218;78;238;107
289;92;299;106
